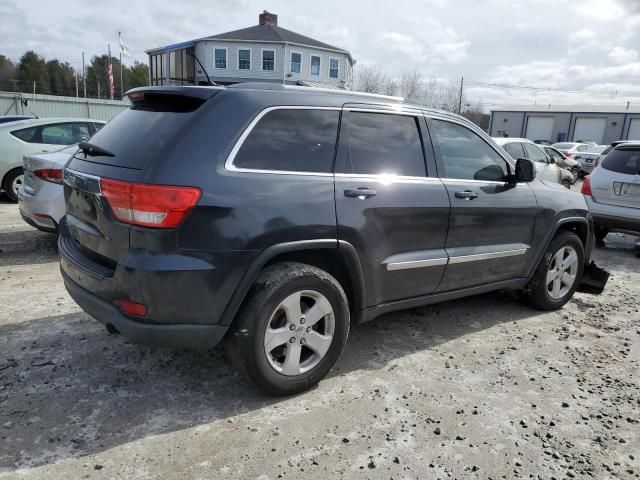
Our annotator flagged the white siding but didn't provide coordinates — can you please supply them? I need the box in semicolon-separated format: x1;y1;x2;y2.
194;40;349;87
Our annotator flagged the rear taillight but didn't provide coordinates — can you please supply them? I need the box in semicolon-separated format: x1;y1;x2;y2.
564;152;573;158
34;168;63;184
116;298;147;317
581;175;592;196
100;178;201;228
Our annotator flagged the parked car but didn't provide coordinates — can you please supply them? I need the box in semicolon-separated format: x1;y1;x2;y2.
551;142;591;157
18;145;78;233
0;118;105;202
573;145;606;175
582;142;640;242
543;146;581;179
0;115;36;124
533;140;552;146
575;140;598;146
494;137;574;187
59;84;606;395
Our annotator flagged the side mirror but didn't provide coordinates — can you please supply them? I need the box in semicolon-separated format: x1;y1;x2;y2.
515;158;536;182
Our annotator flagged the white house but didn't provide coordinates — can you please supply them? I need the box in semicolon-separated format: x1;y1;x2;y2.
146;11;355;89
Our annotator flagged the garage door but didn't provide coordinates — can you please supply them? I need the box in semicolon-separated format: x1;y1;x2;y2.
628;118;640;140
525;117;554;142
573;117;606;144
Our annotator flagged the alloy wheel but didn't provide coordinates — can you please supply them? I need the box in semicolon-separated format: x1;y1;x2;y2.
263;290;335;376
11;174;23;197
546;246;579;300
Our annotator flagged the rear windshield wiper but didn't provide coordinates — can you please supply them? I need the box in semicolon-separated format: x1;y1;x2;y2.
78;141;115;157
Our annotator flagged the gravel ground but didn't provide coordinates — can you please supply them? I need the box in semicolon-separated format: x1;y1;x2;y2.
0;193;639;480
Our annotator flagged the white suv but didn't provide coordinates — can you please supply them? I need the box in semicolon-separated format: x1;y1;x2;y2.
582;143;640;242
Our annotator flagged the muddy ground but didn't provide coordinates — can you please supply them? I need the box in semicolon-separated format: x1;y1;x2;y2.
0;193;639;480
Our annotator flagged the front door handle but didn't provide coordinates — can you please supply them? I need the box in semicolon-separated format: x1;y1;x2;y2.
454;190;479;200
344;188;377;199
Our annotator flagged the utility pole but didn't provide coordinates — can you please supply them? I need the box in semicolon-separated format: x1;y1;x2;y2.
75;73;79;97
82;51;86;98
97;82;101;99
33;81;36;95
458;76;464;114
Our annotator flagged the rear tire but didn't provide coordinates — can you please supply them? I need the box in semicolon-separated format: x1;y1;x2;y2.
225;262;350;396
3;168;23;202
561;179;572;189
523;231;584;310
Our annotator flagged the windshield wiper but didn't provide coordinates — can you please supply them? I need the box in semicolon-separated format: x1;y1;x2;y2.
78;141;115;157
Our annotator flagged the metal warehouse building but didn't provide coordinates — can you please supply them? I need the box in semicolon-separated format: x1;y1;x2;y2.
489;105;640;145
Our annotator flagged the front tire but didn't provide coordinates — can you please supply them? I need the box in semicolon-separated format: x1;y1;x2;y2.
523;231;584;310
225;262;350;396
3;168;23;202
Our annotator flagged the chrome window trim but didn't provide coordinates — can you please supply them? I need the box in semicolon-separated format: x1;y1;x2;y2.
345;107;424;117
386;257;448;271
440;178;528;186
224;106;341;176
448;248;528;265
334;173;441;183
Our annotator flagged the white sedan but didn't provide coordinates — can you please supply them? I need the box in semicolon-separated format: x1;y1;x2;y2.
0;118;105;202
18;145;78;233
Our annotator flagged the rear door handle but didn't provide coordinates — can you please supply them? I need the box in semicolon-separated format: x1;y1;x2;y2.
454;190;479;200
344;188;377;199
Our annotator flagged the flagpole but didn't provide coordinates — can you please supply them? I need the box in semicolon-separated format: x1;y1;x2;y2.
118;32;124;98
108;44;114;100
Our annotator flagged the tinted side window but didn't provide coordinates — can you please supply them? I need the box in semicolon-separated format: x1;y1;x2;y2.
504;142;525;159
345;112;426;177
41;123;90;145
523;143;548;163
602;149;640;175
431;120;509;181
233;109;339;173
10;126;39;143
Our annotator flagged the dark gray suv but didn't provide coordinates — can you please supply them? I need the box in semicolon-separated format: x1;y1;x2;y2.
59;84;604;395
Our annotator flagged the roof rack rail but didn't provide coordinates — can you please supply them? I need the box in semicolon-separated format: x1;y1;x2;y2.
227;82;405;102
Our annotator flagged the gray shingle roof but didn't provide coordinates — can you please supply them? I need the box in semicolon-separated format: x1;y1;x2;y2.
204;24;349;55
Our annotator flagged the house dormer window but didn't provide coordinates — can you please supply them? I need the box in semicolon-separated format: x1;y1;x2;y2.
290;52;302;74
262;49;275;71
329;58;339;79
214;48;227;69
239;49;251;70
310;55;321;76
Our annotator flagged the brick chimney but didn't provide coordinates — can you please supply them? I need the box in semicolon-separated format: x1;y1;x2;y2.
259;10;278;26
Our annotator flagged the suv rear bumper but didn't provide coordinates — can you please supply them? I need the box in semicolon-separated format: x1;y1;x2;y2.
585;196;640;233
62;270;229;349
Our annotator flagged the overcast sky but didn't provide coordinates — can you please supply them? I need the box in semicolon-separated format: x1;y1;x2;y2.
2;0;640;109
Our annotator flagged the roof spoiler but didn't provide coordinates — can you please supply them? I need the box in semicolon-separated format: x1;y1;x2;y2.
124;86;224;102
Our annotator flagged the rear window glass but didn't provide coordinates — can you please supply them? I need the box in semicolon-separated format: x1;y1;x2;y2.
75;106;200;169
10;126;38;143
504;142;525;159
602;149;640;175
344;112;426;177
601;145;614;156
233;109;340;173
523;143;548;163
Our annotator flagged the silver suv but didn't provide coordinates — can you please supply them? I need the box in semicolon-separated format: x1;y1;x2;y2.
582;143;640;242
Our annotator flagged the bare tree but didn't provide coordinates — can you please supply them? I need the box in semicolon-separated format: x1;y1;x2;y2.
352;64;465;114
353;64;385;94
